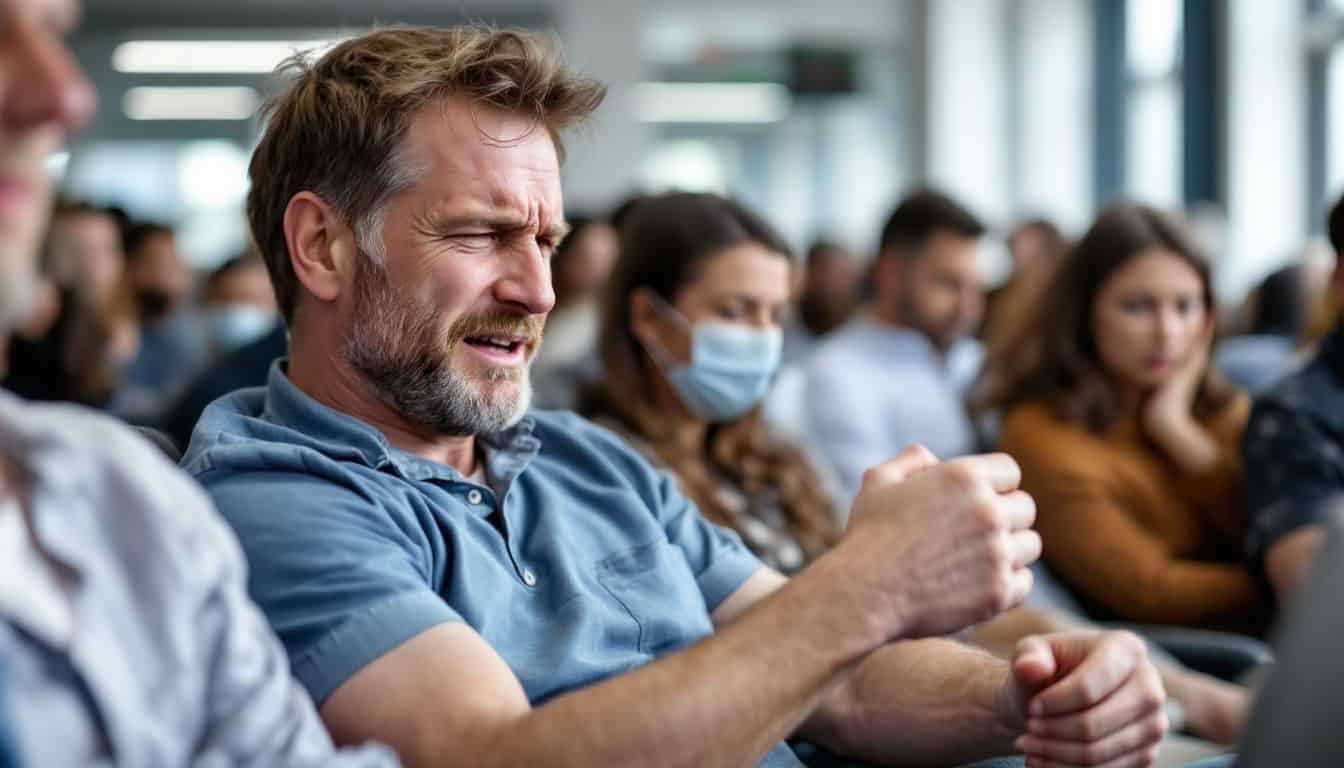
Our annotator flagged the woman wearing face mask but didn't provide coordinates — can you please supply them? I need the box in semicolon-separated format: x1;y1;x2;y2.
580;192;840;574
980;204;1265;634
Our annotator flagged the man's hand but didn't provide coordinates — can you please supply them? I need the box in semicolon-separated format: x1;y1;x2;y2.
837;445;1041;640
1001;630;1167;768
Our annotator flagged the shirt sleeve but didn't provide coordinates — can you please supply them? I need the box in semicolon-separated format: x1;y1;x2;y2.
199;469;460;707
1242;397;1344;564
185;487;405;767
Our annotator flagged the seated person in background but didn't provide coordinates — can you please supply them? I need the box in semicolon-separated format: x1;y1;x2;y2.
4;200;137;407
980;218;1067;345
780;239;862;365
1241;193;1344;603
0;2;398;765
156;320;287;453
985;203;1265;633
197;252;280;357
581;191;841;574
112;220;207;418
530;213;616;409
1217;251;1330;395
183;25;1166;768
785;191;986;502
587;192;1250;750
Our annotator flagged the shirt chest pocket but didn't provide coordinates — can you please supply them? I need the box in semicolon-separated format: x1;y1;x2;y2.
596;540;712;655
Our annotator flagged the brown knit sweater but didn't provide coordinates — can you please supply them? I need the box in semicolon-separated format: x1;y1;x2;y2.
998;396;1265;632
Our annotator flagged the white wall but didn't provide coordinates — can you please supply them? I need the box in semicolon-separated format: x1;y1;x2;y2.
557;0;651;213
1224;0;1308;301
1015;0;1094;235
923;0;1012;228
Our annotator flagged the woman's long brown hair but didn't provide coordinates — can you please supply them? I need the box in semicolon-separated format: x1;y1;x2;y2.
971;203;1239;433
582;192;839;562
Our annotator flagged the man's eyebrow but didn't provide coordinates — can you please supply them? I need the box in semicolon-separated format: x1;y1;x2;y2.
417;212;527;233
549;221;572;241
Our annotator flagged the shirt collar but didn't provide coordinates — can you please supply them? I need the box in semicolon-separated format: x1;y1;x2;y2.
261;360;541;487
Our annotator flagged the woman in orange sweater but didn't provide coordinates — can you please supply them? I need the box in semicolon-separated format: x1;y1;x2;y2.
980;204;1265;633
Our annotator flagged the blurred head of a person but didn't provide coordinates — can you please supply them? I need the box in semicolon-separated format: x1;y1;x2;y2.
122;222;190;327
551;215;617;310
199;253;278;352
797;239;861;337
588;191;837;561
1240;261;1326;340
0;0;95;336
873;190;987;352
1006;217;1066;276
974;203;1237;432
1299;196;1344;346
247;26;606;438
43;199;124;305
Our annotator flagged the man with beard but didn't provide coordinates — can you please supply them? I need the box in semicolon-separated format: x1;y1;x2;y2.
792;190;988;501
183;26;1167;768
0;0;399;765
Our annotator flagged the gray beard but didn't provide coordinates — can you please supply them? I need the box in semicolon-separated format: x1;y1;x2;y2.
341;260;532;437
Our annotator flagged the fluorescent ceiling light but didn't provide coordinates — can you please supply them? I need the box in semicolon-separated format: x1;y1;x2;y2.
123;86;262;121
112;39;343;74
634;82;791;124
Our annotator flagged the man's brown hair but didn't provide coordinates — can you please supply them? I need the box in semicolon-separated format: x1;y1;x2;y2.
247;25;607;323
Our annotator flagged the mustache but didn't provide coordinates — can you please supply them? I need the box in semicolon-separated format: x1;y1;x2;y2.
446;310;546;347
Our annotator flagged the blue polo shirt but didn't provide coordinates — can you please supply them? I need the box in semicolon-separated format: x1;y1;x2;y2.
182;363;801;766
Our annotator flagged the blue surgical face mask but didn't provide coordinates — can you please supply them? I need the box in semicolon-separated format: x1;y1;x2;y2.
205;305;277;352
644;296;783;423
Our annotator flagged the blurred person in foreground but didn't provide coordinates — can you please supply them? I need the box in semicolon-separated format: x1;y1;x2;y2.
785;190;987;502
0;1;401;765
530;213;616;409
181;25;1165;768
1241;192;1344;604
984;204;1265;634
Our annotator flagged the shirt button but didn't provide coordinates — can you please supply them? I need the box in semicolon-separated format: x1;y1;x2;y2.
522;568;538;587
466;489;484;505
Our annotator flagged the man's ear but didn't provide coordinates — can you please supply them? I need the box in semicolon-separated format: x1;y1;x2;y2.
283;191;358;307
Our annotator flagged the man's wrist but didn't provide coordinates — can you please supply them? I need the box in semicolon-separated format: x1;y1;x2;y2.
785;548;899;664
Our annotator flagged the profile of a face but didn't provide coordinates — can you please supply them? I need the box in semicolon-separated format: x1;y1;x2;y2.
0;0;95;332
341;98;562;436
1091;247;1209;392
898;231;984;351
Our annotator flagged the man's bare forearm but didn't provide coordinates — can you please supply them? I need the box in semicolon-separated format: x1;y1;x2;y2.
800;639;1020;768
469;557;885;768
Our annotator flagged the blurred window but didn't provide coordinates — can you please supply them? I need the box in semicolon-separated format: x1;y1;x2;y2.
1125;0;1183;208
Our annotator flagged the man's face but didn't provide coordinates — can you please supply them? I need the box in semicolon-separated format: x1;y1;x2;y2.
342;98;562;437
897;230;983;351
0;0;93;332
